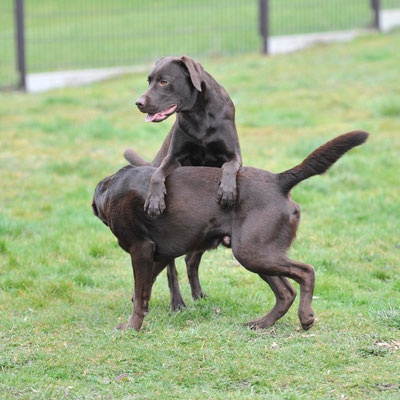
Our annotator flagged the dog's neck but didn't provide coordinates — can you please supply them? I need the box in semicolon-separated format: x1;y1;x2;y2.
176;74;233;142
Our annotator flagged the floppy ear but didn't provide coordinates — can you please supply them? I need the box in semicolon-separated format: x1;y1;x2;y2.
91;199;99;217
181;56;204;92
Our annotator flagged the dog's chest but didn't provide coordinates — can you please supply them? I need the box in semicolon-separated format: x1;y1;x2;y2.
179;140;229;167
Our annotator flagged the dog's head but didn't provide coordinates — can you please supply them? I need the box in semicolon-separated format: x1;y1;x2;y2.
135;56;204;122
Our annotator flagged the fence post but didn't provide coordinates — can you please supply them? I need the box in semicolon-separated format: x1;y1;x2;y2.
371;0;381;31
259;0;269;54
14;0;26;90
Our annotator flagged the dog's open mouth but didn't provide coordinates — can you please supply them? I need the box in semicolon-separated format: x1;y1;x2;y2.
146;105;177;122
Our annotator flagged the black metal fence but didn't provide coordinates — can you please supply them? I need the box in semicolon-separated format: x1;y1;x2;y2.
1;0;399;91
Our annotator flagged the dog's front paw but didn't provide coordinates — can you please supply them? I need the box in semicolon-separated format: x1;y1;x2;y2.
144;192;166;217
217;184;237;208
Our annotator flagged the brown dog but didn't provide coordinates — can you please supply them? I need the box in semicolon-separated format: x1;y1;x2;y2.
92;131;368;331
134;56;241;215
128;56;242;311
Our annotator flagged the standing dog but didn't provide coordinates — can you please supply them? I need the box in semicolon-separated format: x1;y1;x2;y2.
93;131;368;332
127;56;242;310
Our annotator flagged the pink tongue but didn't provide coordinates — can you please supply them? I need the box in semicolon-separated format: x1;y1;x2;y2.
146;113;157;122
145;105;177;122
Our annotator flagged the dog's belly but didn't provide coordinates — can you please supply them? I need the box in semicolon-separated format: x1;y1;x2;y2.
150;206;233;260
153;228;231;262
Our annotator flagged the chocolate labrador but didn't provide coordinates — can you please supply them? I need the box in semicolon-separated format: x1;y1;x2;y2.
134;56;241;215
92;131;368;331
127;56;242;310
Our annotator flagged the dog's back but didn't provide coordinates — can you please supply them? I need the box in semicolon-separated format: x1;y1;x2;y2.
94;166;271;259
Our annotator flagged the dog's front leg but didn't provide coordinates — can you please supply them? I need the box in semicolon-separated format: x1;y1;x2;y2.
116;241;155;331
144;154;180;216
217;155;241;207
116;242;168;332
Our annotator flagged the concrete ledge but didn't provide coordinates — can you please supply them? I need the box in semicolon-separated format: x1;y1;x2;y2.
269;29;372;55
26;65;148;93
381;9;400;32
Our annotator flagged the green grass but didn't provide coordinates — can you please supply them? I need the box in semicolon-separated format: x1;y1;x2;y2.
2;0;393;87
1;32;400;399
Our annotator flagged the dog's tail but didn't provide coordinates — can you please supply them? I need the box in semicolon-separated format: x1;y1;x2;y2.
124;148;151;166
278;130;369;195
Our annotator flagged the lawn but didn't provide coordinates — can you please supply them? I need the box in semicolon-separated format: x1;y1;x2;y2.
1;31;400;399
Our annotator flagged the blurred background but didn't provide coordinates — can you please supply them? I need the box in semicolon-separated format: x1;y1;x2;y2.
2;0;400;91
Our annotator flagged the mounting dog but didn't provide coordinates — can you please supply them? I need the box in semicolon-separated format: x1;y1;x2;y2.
133;56;241;215
92;131;368;331
129;56;242;310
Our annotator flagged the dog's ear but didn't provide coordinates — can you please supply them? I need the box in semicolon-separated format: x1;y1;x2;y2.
181;56;203;92
91;199;99;217
92;196;109;227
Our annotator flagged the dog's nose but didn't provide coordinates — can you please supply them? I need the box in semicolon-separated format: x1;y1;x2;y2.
135;98;145;109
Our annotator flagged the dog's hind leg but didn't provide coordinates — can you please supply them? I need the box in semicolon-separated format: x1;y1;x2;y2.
244;276;296;329
285;259;315;330
233;246;315;330
116;241;168;331
264;258;315;330
185;252;207;300
167;260;186;311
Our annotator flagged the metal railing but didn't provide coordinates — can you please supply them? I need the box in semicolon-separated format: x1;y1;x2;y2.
1;0;398;91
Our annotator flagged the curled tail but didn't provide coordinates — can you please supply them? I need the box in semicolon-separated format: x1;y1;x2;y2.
278;130;369;194
124;148;151;166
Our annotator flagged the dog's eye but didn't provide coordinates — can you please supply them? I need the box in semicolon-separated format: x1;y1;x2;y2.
159;80;168;86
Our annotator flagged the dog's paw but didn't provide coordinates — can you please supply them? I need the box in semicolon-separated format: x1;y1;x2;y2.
300;315;315;331
144;193;166;217
299;309;315;330
217;184;237;208
244;316;275;330
170;297;186;312
192;289;207;300
115;322;131;330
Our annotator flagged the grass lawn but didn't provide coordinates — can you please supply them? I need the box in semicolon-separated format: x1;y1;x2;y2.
1;31;400;399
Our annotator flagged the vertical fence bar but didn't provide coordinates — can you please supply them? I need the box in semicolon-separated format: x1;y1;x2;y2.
371;0;381;30
14;0;26;90
259;0;269;54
